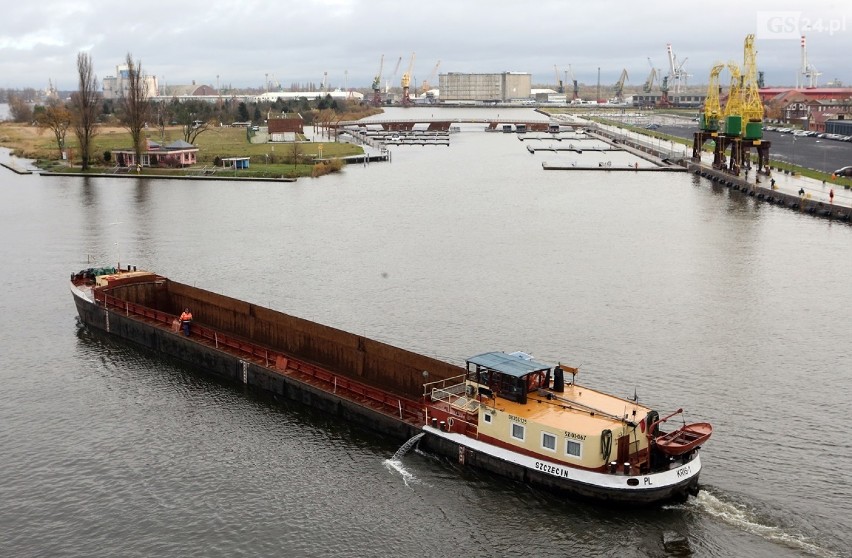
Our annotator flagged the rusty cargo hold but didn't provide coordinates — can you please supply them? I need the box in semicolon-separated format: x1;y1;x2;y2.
71;269;463;440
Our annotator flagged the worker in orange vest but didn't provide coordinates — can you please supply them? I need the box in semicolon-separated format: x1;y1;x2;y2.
179;308;193;336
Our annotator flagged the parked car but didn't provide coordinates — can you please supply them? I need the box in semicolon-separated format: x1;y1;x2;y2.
833;166;852;177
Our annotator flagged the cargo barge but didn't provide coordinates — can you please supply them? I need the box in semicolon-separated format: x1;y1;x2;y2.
71;266;711;505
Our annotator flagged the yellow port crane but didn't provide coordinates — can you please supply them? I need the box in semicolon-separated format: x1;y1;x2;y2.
741;33;764;140
701;62;725;133
723;62;743;136
371;54;384;107
401;52;415;106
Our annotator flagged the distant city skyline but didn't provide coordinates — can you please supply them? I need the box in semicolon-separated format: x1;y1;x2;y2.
2;0;851;92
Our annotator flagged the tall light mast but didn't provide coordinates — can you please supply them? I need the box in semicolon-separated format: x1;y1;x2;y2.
799;35;821;88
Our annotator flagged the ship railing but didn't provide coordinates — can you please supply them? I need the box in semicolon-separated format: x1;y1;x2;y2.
423;374;466;398
285;358;424;424
94;291;425;426
426;376;480;415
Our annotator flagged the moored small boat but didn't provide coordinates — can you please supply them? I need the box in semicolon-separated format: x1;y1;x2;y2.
655;422;713;456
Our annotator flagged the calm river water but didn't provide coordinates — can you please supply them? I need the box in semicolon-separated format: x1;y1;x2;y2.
1;107;850;557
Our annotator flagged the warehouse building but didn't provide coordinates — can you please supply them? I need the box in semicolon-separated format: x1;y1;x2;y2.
438;72;531;102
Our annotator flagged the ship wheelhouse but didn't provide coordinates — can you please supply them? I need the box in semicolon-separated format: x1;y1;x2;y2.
465;351;570;404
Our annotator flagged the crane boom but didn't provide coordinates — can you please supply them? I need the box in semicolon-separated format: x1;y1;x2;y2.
741;34;763;123
567;64;578;100
724;62;742;122
371;54;384;106
421;60;441;93
643;67;657;93
667;44;677;76
386;56;402;93
614;69;629;102
701;62;725;132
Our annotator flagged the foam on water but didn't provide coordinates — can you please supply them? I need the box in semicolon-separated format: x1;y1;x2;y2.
384;432;426;487
683;489;838;558
383;458;419;488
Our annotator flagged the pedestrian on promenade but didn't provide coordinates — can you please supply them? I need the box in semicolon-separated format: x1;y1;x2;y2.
799;187;805;196
829;189;834;204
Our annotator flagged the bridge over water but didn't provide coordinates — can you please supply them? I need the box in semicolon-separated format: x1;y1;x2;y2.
330;118;586;133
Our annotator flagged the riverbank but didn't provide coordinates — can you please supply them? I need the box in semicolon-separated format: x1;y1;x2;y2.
0;123;363;178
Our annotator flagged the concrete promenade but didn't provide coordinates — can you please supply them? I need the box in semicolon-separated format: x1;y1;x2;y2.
565;115;852;218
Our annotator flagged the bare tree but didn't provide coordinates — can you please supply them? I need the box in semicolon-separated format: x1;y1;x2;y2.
36;100;72;158
182;119;211;144
119;53;151;165
290;138;303;170
71;52;100;170
315;108;337;139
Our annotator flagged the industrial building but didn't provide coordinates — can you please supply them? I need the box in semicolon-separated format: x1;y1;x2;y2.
632;93;706;108
102;65;159;100
438;72;531;102
254;90;364;103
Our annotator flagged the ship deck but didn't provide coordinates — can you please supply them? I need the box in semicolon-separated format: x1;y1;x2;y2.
489;382;652;433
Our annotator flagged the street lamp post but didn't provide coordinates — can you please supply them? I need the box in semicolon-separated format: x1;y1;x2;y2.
792;135;797;173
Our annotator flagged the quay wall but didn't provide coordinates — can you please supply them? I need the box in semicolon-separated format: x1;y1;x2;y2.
688;163;851;221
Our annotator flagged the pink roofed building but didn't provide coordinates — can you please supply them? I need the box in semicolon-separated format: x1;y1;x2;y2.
112;139;199;168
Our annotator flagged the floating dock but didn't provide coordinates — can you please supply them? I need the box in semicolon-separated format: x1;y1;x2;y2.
528;144;621;154
542;163;686;172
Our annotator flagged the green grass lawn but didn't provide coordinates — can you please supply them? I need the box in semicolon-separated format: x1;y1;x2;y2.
2;123;363;178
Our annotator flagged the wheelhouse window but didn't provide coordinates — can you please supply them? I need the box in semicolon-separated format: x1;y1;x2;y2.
511;423;525;441
541;432;557;452
566;440;582;458
483;412;493;424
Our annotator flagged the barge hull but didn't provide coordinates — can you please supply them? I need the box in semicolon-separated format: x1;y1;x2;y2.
73;288;422;441
422;429;700;504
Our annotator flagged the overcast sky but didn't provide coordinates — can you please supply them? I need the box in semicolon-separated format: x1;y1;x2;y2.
2;0;851;92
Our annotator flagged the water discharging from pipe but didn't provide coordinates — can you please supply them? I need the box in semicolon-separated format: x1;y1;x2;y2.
384;432;426;487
